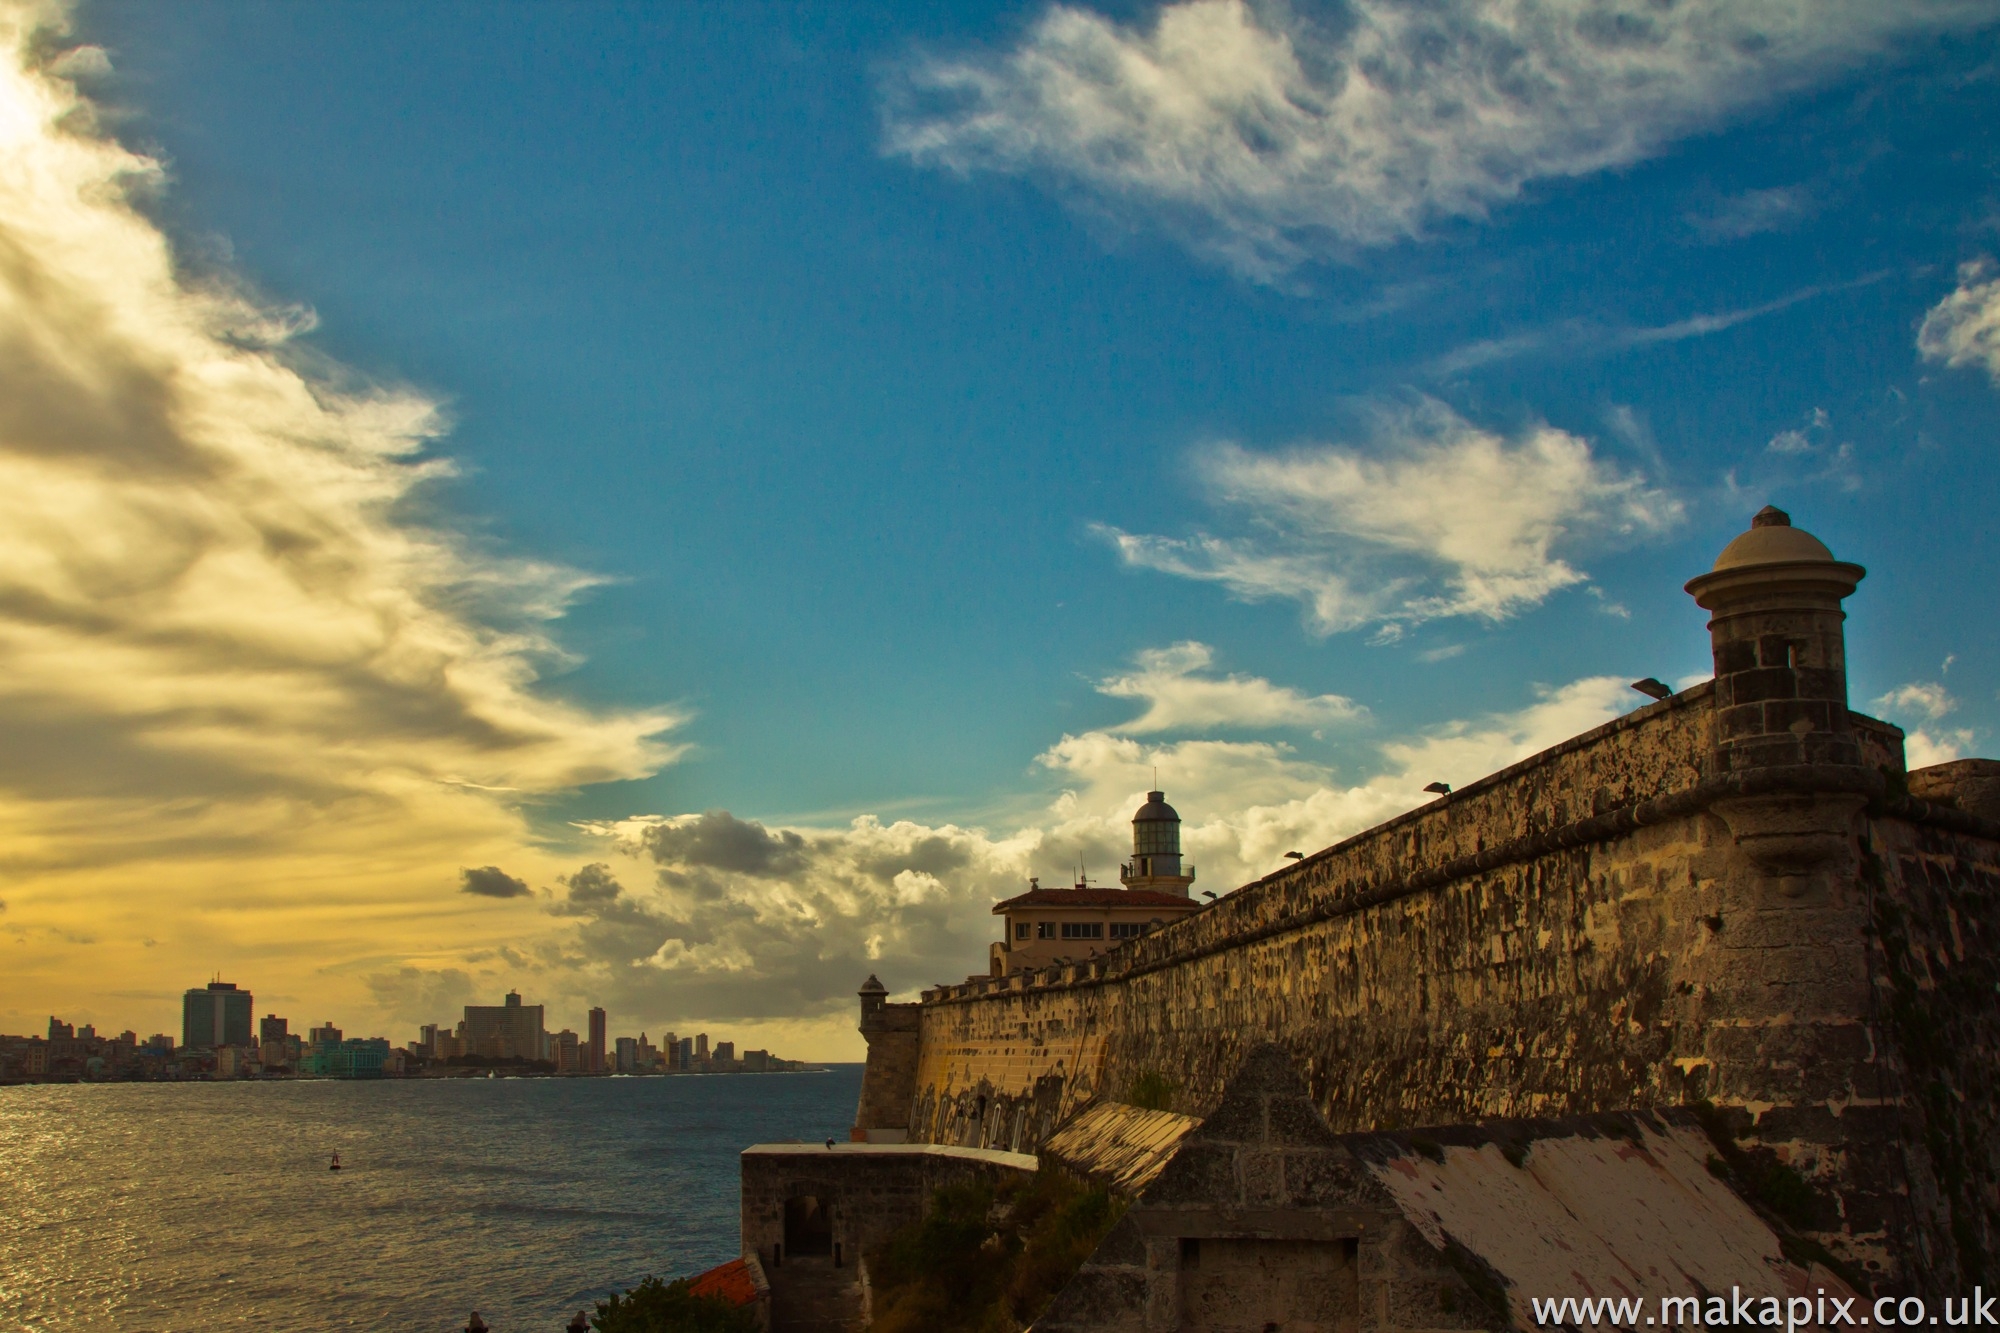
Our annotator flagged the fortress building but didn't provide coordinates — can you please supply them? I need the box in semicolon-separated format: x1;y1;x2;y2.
746;507;2000;1329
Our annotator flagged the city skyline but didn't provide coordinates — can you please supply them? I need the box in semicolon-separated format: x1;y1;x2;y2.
0;3;1995;1058
6;975;810;1082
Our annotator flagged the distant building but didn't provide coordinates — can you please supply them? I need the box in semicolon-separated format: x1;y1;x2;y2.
678;1036;694;1070
182;981;254;1050
259;1014;287;1043
47;1017;72;1040
299;1037;390;1079
743;1049;769;1073
462;991;546;1062
695;1032;709;1061
308;1021;342;1047
551;1028;580;1073
714;1040;735;1066
418;1023;440;1056
588;1007;607;1074
615;1036;638;1072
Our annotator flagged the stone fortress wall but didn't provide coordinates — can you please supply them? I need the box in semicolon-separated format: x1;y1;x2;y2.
852;508;2000;1295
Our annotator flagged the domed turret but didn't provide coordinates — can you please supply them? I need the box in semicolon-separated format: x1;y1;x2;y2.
1685;505;1866;773
1120;790;1194;896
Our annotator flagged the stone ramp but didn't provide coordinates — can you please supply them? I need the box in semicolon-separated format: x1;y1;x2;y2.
768;1255;864;1333
1041;1100;1201;1196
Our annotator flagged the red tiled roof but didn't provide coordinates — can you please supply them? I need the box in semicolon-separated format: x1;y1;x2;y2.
687;1257;760;1307
991;887;1200;913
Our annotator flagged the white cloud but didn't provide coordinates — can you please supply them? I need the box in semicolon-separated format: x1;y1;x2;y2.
1873;682;1957;723
0;2;682;843
1101;401;1680;635
1871;682;1976;769
1095;640;1363;733
1918;258;2000;385
1906;728;1976;769
542;676;1640;1025
1685;185;1817;241
882;0;1991;280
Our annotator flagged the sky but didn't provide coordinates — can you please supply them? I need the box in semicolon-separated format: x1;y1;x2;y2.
2;0;1997;1059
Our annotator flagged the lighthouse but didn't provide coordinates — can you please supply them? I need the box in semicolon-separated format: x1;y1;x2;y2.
1118;790;1195;897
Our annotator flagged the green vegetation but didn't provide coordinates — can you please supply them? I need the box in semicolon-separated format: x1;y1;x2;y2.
1127;1069;1176;1111
865;1167;1126;1333
591;1276;762;1333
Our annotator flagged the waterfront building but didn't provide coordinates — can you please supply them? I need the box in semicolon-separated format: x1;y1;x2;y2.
615;1036;638;1072
695;1032;709;1061
299;1037;390;1079
636;1032;658;1068
308;1021;342;1046
588;1007;607;1074
678;1036;694;1070
551;1028;580;1072
259;1014;288;1045
462;991;546;1062
182;980;254;1050
743;1049;768;1072
714;1040;735;1067
47;1017;72;1040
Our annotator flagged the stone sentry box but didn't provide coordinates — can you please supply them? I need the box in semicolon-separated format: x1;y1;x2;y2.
738;1141;1036;1331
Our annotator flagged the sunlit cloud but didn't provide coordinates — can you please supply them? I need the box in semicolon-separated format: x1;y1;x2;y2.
0;2;681;1033
1099;402;1680;637
1919;259;2000;385
1094;641;1362;734
882;0;1992;280
1872;681;1975;769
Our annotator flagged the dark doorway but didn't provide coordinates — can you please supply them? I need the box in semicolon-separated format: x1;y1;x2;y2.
783;1194;833;1256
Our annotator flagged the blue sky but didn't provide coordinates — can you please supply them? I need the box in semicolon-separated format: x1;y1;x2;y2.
4;0;1997;1050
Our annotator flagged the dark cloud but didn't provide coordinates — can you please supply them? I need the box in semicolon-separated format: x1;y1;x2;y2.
641;810;809;877
459;865;530;899
560;862;623;904
545;813;1032;1023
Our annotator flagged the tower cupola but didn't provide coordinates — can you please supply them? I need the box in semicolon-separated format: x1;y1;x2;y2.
1120;790;1195;896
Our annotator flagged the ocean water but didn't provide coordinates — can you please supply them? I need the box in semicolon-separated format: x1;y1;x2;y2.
0;1067;864;1333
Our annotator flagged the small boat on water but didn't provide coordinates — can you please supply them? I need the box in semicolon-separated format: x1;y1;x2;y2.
329;1152;342;1172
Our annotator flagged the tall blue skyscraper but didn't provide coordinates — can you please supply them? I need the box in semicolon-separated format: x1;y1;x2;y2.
182;980;253;1050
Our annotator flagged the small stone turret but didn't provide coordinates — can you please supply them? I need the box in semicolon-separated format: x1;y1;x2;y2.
852;974;917;1143
857;973;888;1031
1684;505;1866;773
1686;505;1870;881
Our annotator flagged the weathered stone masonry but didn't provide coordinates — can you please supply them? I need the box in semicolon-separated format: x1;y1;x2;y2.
854;509;2000;1295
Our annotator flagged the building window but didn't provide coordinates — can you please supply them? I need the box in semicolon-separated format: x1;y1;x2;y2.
1060;922;1104;940
1109;922;1145;940
1036;921;1054;940
1015;922;1030;940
